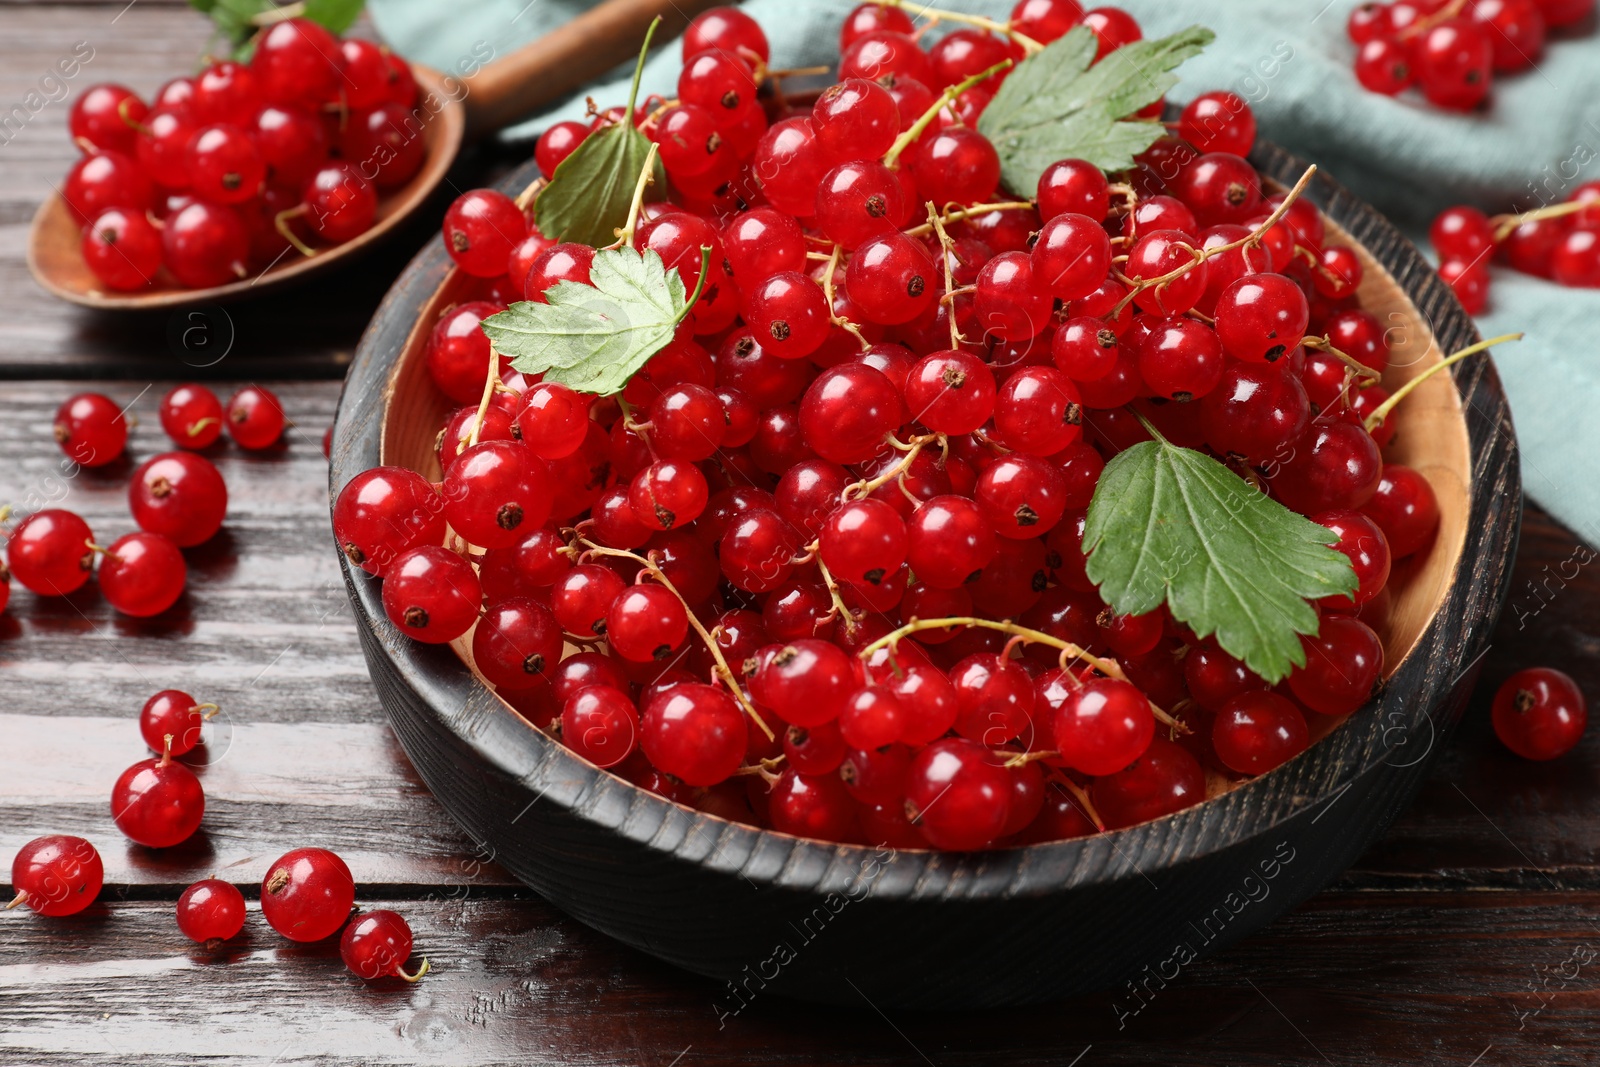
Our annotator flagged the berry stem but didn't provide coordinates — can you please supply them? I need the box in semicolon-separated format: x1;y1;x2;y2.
514;177;546;213
465;342;502;450
844;432;942;499
5;890;27;910
613;141;661;250
1489;198;1590;242
820;243;870;350
117;96;152;136
926;204;965;349
672;247;713;326
1302;335;1383;384
900;201;1035;239
1362;332;1523;433
883;59;1014;169
191;702;221;721
575;537;775;739
625;17;662;118
879;0;1044;53
273;205;316;258
1045;768;1106;832
397;958;431;983
858;616;1185;730
250;1;306;26
811;550;860;627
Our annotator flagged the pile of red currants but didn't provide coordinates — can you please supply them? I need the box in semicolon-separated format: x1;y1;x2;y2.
1346;0;1591;108
1429;183;1600;313
327;2;1480;853
2;383;281;617
62;18;422;292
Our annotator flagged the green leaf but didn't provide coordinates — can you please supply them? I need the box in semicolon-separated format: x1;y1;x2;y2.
303;0;366;36
480;248;690;396
1081;437;1357;684
531;19;665;248
976;24;1215;194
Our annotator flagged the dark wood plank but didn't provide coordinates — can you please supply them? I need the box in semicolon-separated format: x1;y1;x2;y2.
1;892;1597;1065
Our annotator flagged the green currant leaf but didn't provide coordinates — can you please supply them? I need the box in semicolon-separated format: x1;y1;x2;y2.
531;20;665;248
480;248;691;396
976;24;1215;194
302;0;366;36
1081;436;1357;684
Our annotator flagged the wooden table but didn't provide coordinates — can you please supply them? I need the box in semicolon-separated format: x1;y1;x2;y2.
4;4;1599;1064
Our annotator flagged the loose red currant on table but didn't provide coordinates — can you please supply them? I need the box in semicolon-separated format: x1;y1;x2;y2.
82;208;163;291
381;546;483;643
98;531;187;617
111;735;205;847
226;385;286;449
342;910;429;981
8;836;103;916
52;392;126;467
1414;18;1493;111
1491;667;1588;761
176;878;246;947
261;847;356;942
7;509;95;596
140;689;219;756
159;384;224;449
1354;36;1415;96
130;452;228;548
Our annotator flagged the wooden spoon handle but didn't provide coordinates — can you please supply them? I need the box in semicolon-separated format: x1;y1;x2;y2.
459;0;726;138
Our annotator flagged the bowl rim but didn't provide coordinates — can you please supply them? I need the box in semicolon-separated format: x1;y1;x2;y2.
331;139;1520;898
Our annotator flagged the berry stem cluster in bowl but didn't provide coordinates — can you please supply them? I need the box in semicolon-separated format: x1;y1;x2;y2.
62;12;423;293
337;2;1505;852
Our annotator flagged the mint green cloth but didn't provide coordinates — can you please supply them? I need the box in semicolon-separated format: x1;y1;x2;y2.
369;0;1600;543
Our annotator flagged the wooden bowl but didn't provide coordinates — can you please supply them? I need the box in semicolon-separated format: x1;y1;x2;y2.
330;141;1520;1008
28;67;464;311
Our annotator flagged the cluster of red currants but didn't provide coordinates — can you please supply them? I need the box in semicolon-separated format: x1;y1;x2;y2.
2;384;281;618
335;2;1454;852
8;828;425;981
1429;183;1600;313
63;18;422;292
1346;0;1590;108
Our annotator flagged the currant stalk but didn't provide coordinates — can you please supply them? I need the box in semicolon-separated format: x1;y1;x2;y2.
883;59;1015;169
1363;333;1522;433
901;200;1037;239
877;0;1044;53
926;204;964;349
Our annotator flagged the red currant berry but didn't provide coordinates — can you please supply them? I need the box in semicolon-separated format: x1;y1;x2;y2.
260;847;355;942
841;2;916;48
111;735;204;847
1031;212;1111;302
140;689;217;756
840;31;935;86
744;271;831;358
162;200;248;287
333;466;444;576
98;532;187;617
798;363;901;464
1354;35;1415;94
1313;509;1392;609
1288;615;1384;715
1213;691;1309;775
536;120;590;177
382;545;482;643
341;909;428;981
1137;316;1224;402
253;19;342;108
129;452;228;548
906;494;998;589
904;737;1011;850
1359;464;1440;558
1200;362;1311;463
1081;6;1143;58
176;878;246;946
561;685;640;768
1038;158;1110;221
158;384;224;449
81;208;162;291
339;103;425;189
1090;735;1204;829
641;683;748;786
514;382;593;460
820;498;909;588
472;598;562;690
8;836;103;916
136;109;197;190
1269;420;1383;512
812;78;900;164
226;385;285;449
1491;667;1588;761
1179;91;1257;157
303;162;378;245
52;392;126;467
1125;228;1208;315
7;509;94;596
683;6;770;63
993;365;1084;455
71;83;148;154
751;118;826;217
187;124;266;205
908;127;1002;207
443;440;552;549
815;160;904;249
1414;18;1493;110
1052;677;1154;775
63;150;153;222
751;639;857;727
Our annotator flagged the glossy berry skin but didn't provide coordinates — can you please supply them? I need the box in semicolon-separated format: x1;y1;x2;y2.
81;208;163;291
1082;6;1143;58
562;686;640;768
820;499;908;587
63;150;152;223
333;466;444;576
1354;36;1415;95
111;743;204;847
226;385;285;449
950;654;1033;745
140;689;213;756
443;440;552;549
9;835;103;916
743;272;831;359
176;878;246;946
1031;213;1111;302
260;848;355;942
683;6;770;62
1052;677;1154;776
815;160;904;250
811;78;900;163
751;639;857;728
1184;640;1268;713
253;19;342;109
1414;19;1492;111
1492;667;1587;761
1178;91;1256;157
187;124;265;205
641;683;748;786
1360;464;1440;559
381;546;482;644
1268;420;1383;513
130;452;228;548
906;495;998;589
799;363;900;464
341;910;425;980
1090;736;1205;830
751;118;827;218
536;120;590;177
905;350;996;434
910;127;1002;208
472;598;563;690
444;189;527;277
976;453;1066;538
721;208;805;284
1214;273;1309;363
1288;615;1384;715
849;232;936;326
552;565;628;639
1037;158;1110;221
974;251;1052;342
303;163;378;245
53;393;126;467
137;110;198;190
1124;229;1207;316
1313;509;1391;610
1137;316;1224;402
426;301;504;403
993;366;1084;455
159;384;225;449
7;509;94;596
71;84;148;154
162;201;248;288
769;769;858;842
99;532;187;617
1213;691;1309;775
904;738;1011;851
606;585;690;662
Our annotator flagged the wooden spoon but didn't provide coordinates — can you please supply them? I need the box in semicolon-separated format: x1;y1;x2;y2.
27;0;725;311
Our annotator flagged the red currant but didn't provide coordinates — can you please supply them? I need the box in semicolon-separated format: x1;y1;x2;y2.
1491;667;1587;760
176;878;246;946
260;847;355;942
8;836;103;916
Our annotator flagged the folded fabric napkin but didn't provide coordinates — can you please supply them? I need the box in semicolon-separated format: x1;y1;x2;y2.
368;0;1600;542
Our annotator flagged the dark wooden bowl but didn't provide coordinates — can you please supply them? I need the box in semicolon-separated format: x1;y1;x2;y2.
329;141;1520;1009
